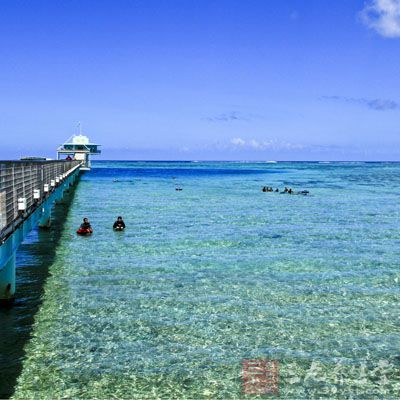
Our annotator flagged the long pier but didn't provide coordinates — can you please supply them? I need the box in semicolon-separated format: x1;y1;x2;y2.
0;160;82;303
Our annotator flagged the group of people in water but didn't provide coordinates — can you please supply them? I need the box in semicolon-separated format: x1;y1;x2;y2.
76;216;126;235
76;185;308;236
262;186;309;195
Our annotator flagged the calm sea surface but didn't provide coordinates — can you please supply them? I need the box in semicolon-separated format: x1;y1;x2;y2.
1;161;399;398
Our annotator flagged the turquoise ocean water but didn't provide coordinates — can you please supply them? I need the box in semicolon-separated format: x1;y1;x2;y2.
3;161;400;398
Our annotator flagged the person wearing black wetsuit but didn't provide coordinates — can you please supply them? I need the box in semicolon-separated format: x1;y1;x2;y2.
113;216;126;230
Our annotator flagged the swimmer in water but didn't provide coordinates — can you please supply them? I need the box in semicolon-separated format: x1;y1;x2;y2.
113;216;126;231
78;218;93;234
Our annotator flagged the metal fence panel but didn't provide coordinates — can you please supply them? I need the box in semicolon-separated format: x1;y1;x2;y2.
0;160;80;233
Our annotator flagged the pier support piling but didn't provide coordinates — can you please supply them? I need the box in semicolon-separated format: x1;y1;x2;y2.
54;189;65;205
38;206;52;228
0;253;16;303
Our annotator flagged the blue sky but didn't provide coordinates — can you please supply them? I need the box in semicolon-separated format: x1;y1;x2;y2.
0;0;399;160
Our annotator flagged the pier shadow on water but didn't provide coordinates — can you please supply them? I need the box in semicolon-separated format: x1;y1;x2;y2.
0;185;78;399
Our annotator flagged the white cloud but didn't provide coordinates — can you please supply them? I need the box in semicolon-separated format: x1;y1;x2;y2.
230;138;304;151
249;139;261;149
360;0;400;38
231;137;246;146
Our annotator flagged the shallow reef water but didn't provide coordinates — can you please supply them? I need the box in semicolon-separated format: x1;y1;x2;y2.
8;161;400;398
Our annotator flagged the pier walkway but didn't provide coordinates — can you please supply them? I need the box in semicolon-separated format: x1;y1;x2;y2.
0;160;82;303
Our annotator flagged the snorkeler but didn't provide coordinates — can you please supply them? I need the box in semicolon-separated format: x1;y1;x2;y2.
113;216;126;231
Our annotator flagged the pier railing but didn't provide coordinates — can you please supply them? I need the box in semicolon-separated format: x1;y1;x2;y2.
0;160;81;237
